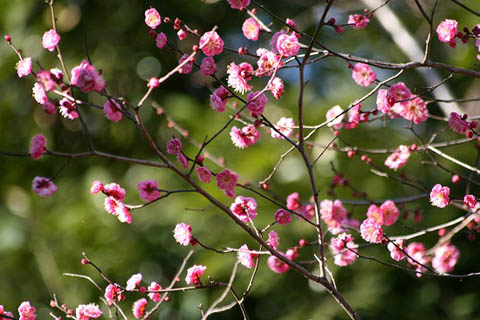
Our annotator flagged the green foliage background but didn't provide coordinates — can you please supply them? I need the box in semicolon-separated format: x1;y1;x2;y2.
0;0;479;319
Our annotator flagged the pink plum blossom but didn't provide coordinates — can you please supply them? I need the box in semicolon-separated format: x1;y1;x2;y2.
366;204;384;225
71;60;105;93
177;29;188;40
104;100;123;122
167;137;182;155
185;265;206;285
464;195;477;209
436;19;457;45
326;105;345;129
90;180;104;194
230;125;260;149
276;33;299;57
104;183;126;201
380;200;400;226
320;199;347;228
200;57;217;76
360;218;384;243
237;244;258;268
148;77;160;89
432;244;460;273
388;82;412;103
195;166;212;183
75;303;102;320
287;192;301;210
126;273;142;291
227;0;250;10
285;248;298;260
384;145;411;170
230;196;257;222
405;242;428;276
387;239;406;261
448;112;471;134
329;233;358;266
32;177;57;197
50;68;63;83
32;83;47;104
216;169;239;198
145;8;161;29
138;179;161;202
132;298;147;319
269;76;284;99
301;204;315;220
271;117;295;139
274;209;292;225
29;135;46;160
210;91;226;112
199;31;224;56
376;89;398;118
104;284;119;305
178;54;193;74
104;197;118;215
36;71;56;91
0;306;14;320
267;230;280;249
177;153;189;169
148;281;162;302
286;18;297;30
59;98;79;120
16;58;32;78
269;31;286;54
227;62;253;94
173;223;193;246
256;48;282;77
247;91;267;116
210;86;230;112
104;197;132;224
42;29;60;52
348;14;370;29
352;63;376;87
267;254;290;274
388;82;412;116
155;32;167;49
430;184;450;208
242;18;261;40
344;103;361;130
18;301;36;320
397;96;428;124
41;100;56;115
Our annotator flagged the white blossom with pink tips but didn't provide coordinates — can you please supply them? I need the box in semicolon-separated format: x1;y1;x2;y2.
271;117;295;139
326;105;345;129
16;57;32;78
42;29;60;52
126;273;142;291
75;303;102;320
237;244;258;268
173;223;193;246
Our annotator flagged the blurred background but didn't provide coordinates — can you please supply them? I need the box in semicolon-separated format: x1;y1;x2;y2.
0;0;479;319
